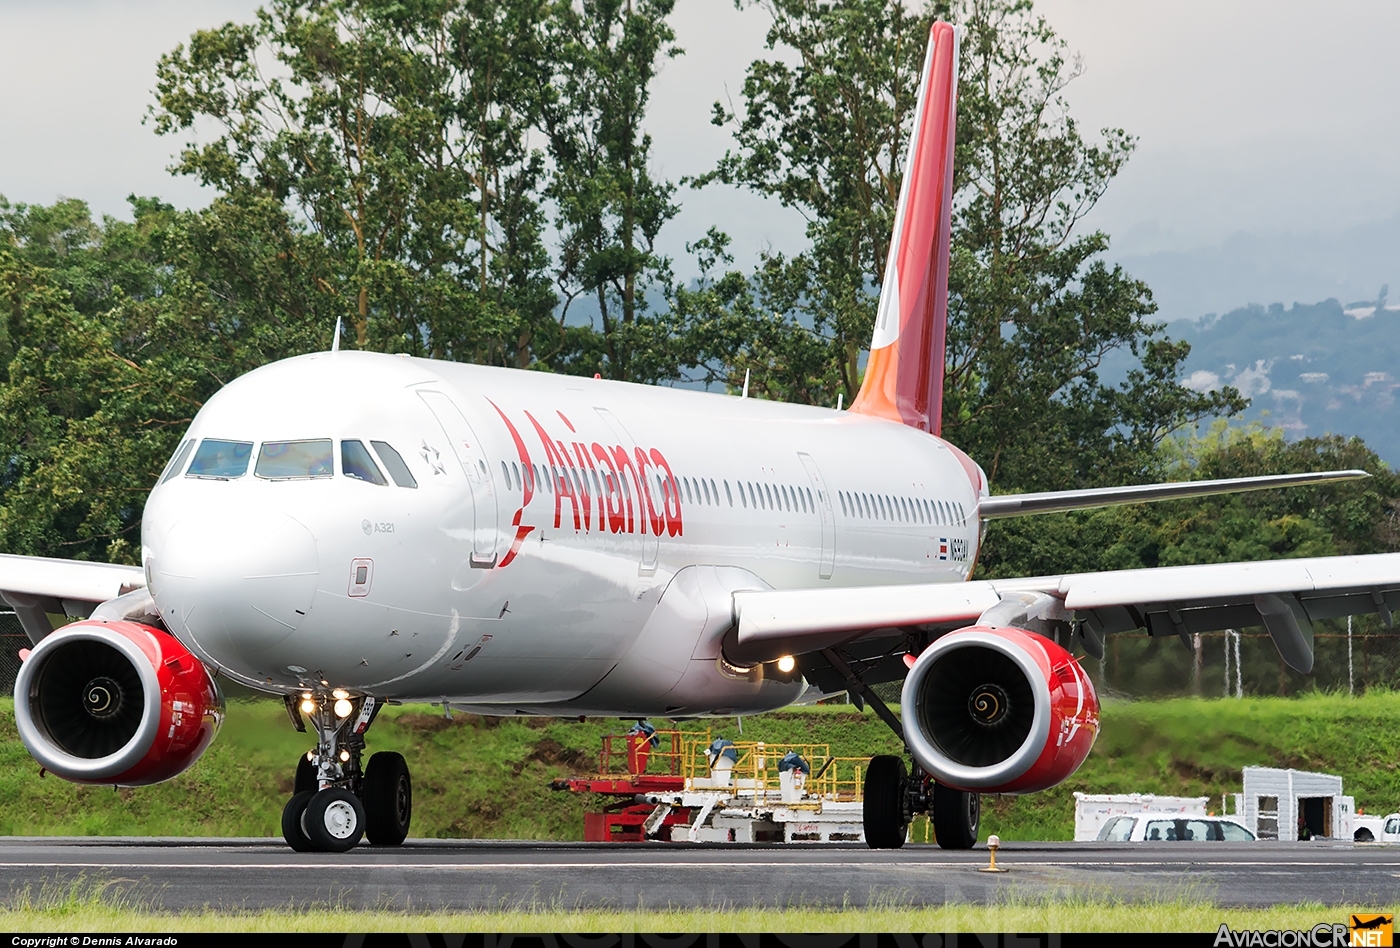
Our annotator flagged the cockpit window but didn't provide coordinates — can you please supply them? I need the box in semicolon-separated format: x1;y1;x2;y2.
255;439;333;479
160;439;196;484
186;439;253;479
371;440;418;489
342;440;387;485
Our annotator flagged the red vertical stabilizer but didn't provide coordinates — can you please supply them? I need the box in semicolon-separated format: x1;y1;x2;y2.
849;21;958;435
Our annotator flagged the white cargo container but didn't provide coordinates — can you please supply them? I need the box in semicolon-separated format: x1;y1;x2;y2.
1073;792;1209;841
1239;767;1353;841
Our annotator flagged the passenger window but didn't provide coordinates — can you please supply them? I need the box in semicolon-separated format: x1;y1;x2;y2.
725;481;733;506
1220;821;1254;841
257;439;333;479
342;440;387;485
512;462;521;490
840;493;848;516
371;441;418;488
1097;816;1135;842
1182;820;1211;842
187;439;254;479
710;479;719;504
703;480;712;505
160;439;196;484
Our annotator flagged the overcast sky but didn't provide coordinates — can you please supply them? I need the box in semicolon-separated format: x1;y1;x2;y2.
3;0;1399;302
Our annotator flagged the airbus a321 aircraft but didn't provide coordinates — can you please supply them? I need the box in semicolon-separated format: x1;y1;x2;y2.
1;22;1389;853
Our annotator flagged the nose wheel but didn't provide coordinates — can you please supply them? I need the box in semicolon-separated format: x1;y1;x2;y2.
280;692;413;852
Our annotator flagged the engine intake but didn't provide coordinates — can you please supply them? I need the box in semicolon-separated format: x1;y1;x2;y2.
902;625;1098;794
15;621;224;786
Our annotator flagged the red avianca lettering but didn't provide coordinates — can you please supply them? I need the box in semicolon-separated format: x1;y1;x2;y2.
492;405;683;568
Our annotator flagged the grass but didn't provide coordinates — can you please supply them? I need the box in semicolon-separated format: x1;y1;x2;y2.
0;882;1384;933
0;691;1397;840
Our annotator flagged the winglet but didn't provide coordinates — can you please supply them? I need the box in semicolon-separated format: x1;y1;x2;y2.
849;21;959;434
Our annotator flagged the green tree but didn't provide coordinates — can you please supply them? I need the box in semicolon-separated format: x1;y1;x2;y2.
692;0;1243;490
541;0;683;381
151;0;558;361
0;195;328;563
978;423;1400;581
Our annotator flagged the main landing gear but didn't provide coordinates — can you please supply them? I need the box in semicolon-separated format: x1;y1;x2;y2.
281;692;412;852
821;648;980;850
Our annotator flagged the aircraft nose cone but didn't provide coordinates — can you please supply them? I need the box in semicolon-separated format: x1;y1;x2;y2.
151;507;319;656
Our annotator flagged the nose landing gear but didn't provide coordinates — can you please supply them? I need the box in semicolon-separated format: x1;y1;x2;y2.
280;693;413;852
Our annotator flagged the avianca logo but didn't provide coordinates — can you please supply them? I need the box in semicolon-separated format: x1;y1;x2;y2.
488;401;683;568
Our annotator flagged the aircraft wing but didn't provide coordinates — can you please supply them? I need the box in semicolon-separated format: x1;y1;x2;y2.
977;470;1369;519
729;551;1400;675
0;553;146;644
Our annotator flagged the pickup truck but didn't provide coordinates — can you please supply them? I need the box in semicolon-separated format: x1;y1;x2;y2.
1353;813;1400;842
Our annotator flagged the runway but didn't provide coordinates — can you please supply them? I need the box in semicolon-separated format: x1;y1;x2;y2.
0;838;1396;911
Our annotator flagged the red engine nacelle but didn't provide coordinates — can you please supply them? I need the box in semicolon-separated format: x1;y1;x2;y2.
901;625;1099;794
14;620;224;786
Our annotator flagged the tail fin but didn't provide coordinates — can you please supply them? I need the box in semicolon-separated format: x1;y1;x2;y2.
849;21;958;435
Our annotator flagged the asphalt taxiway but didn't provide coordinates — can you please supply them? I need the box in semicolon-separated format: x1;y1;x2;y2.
0;838;1393;910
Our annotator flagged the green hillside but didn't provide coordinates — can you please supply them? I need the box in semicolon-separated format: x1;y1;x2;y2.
0;692;1397;841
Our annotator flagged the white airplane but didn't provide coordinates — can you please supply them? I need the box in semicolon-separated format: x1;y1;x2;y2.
1;22;1388;854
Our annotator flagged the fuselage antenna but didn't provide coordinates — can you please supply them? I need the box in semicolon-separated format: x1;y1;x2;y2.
837;392;844;411
331;315;342;353
742;368;750;399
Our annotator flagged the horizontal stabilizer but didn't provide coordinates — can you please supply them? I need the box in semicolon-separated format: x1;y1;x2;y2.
977;470;1369;520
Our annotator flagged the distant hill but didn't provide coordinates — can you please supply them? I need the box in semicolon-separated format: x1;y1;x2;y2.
1170;292;1400;464
1114;214;1400;325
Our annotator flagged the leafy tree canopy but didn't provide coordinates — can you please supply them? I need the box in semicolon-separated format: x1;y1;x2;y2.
686;0;1246;491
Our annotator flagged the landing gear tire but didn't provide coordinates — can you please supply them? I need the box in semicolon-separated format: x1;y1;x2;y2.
863;755;909;849
932;783;980;850
303;788;366;853
293;755;317;795
363;751;412;845
281;790;316;852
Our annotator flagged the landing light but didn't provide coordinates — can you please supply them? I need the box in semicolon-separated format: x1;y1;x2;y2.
776;655;796;674
300;698;316;715
339;749;350;762
333;698;354;718
332;689;348;700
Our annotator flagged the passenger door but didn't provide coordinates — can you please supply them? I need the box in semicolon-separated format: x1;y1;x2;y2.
595;407;658;575
419;390;500;568
798;452;835;579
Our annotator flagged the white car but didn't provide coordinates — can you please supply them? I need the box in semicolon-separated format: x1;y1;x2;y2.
1353;813;1400;842
1096;813;1256;842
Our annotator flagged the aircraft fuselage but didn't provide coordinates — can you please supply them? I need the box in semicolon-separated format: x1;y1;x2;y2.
141;352;982;715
